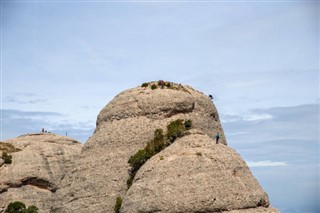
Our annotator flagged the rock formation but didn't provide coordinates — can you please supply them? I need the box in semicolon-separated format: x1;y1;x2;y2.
0;133;82;213
122;130;274;212
0;82;279;212
54;82;278;213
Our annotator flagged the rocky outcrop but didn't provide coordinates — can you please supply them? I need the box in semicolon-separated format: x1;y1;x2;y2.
56;83;226;213
1;82;278;212
0;133;82;213
122;130;277;212
56;82;277;213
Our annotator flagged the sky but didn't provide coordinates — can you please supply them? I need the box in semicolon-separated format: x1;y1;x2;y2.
1;1;319;212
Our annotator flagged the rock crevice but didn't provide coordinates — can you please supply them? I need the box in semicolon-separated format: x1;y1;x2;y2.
1;177;58;193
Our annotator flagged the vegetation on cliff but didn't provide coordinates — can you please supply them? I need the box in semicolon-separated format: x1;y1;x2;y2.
0;142;21;165
5;201;38;213
127;119;192;189
113;196;122;213
141;80;191;93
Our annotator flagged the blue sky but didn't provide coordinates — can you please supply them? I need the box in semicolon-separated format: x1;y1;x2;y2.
1;1;319;212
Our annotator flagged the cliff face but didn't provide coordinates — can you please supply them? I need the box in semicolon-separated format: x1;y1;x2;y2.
55;82;278;213
0;133;82;213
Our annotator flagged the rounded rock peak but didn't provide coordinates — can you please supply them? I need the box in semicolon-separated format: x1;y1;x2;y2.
97;81;217;126
122;133;273;213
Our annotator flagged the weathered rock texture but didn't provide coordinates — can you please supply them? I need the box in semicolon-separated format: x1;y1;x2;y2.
122;130;278;212
0;82;278;212
0;133;82;213
55;83;226;212
56;82;277;213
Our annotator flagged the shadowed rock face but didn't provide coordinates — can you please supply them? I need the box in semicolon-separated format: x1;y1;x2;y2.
0;133;82;213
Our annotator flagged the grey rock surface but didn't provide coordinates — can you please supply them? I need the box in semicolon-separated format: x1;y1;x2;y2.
0;133;82;213
121;131;277;213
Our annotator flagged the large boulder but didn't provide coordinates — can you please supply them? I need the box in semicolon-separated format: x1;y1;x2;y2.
122;130;278;213
56;82;226;213
0;133;82;213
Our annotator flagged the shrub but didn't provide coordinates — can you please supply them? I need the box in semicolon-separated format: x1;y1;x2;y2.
184;119;192;130
151;84;157;90
146;129;166;155
6;201;26;213
141;82;149;87
5;201;38;213
165;82;171;88
127;119;193;190
126;175;134;189
128;149;151;175
166;119;186;143
114;197;122;213
2;152;12;164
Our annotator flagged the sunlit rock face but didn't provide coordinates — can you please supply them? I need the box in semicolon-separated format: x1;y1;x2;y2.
0;133;82;213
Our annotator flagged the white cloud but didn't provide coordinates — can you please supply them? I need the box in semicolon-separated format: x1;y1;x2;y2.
243;113;273;121
221;112;273;123
247;160;288;167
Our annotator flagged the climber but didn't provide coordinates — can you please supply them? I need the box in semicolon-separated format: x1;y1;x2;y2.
42;128;44;133
215;132;220;144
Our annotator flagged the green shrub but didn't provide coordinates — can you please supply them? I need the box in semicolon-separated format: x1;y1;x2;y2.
160;156;164;160
2;152;12;164
126;175;134;189
127;119;193;190
151;84;157;90
141;82;149;87
5;201;38;213
6;201;26;213
196;152;202;157
128;149;151;175
146;129;166;155
184;119;192;130
114;197;122;213
166;119;186;143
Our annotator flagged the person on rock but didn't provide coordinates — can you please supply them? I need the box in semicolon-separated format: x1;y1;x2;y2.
215;132;220;144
